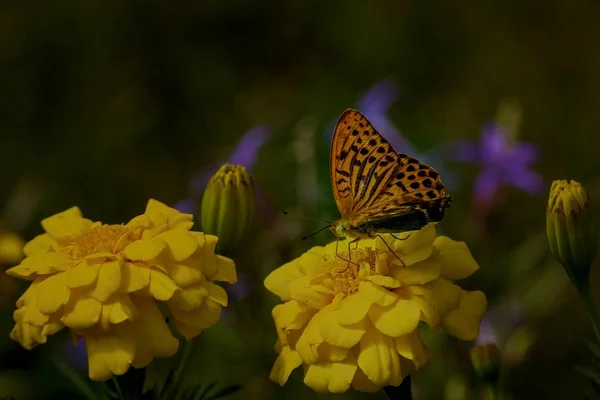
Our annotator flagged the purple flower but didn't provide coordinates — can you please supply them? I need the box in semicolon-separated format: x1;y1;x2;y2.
451;122;544;204
174;125;270;214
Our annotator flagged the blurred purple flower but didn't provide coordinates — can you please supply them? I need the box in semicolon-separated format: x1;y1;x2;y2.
174;125;270;214
62;337;88;371
450;122;544;204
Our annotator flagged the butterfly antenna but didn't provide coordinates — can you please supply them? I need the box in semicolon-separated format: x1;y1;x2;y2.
301;225;334;241
282;211;331;224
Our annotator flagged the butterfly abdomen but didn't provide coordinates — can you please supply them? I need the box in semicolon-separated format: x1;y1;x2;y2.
356;196;452;235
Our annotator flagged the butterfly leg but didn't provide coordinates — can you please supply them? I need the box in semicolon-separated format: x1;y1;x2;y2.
391;233;412;241
335;238;359;271
376;234;406;267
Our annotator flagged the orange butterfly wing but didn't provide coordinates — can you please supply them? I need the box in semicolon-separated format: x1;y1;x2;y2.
330;109;451;227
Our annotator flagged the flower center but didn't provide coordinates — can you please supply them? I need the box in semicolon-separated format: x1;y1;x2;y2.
324;248;377;296
64;224;141;261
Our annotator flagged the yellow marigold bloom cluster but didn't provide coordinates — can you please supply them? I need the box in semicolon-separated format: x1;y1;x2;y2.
264;225;486;393
7;199;236;381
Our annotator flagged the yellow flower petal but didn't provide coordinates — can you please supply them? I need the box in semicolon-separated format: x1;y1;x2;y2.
304;359;357;394
169;284;209;312
169;296;223;339
394;258;441;286
61;297;102;330
155;229;198;261
23;234;54;257
296;306;331;364
357;327;402;386
435;236;480;280
352;366;383;392
264;260;307;301
206;281;228;307
86;326;135;381
168;260;204;287
443;290;487;340
289;276;332;309
211;255;237;283
64;260;101;288
36;273;70;314
120;262;150;293
148;269;179;301
130;297;179;368
108;295;137;324
395;330;429;368
369;298;420;337
122;238;166;261
338;290;372;326
320;309;366;348
41;207;92;239
272;301;315;331
89;260;122;302
269;346;302;386
7;252;71;279
360;281;397;307
394;225;436;266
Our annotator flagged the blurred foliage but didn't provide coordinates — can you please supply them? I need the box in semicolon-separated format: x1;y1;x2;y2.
2;0;600;399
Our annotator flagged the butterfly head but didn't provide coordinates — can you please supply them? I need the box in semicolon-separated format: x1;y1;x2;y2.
330;219;350;238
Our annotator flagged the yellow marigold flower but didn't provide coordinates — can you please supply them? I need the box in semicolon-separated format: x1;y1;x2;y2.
6;199;236;381
264;225;486;393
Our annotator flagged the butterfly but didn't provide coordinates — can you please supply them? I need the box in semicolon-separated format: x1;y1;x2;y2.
328;109;452;261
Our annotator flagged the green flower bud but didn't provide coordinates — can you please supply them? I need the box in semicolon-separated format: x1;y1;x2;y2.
200;164;255;254
546;180;598;287
470;343;501;386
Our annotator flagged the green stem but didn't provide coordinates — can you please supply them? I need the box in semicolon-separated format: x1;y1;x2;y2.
111;376;124;400
578;284;600;344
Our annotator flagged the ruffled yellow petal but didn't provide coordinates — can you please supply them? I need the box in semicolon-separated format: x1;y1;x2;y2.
122;238;166;261
210;255;237;283
304;359;357;394
394;258;441;286
395;330;429;368
7;252;70;279
148;269;179;301
273;301;315;331
289;276;332;309
86;326;135;381
435;236;480;280
169;284;208;312
169;297;222;340
41;207;92;239
168;259;204;287
320;308;366;348
155;229;198;261
443;290;487;340
270;346;303;386
36;273;70;314
89;260;122;302
357;327;402;386
264;260;308;301
23;234;54;257
119;262;150;293
61;297;102;330
337;290;373;325
130;297;179;368
64;259;101;288
296;305;331;364
369;298;421;337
